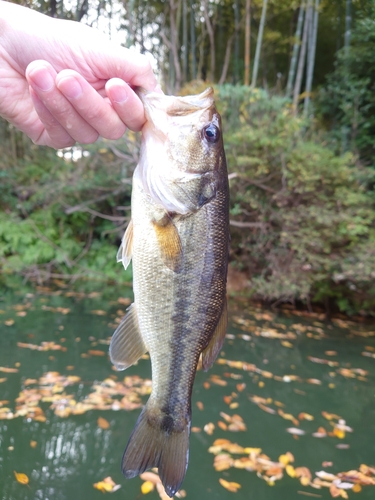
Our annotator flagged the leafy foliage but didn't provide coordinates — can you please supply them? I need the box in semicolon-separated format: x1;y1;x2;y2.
317;2;375;167
0;128;137;283
218;85;375;314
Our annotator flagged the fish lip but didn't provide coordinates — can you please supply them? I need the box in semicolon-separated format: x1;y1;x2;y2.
135;87;216;118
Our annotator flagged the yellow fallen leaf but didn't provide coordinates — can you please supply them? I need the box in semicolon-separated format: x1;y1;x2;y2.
279;452;294;465
322;411;341;421
14;471;29;485
97;417;110;429
141;480;155;494
281;341;293;348
333;427;345;439
93;476;121;493
298;412;314;421
219;478;241;492
286;465;296;477
300;476;311;486
229;402;239;409
5;319;15;326
94;481;113;492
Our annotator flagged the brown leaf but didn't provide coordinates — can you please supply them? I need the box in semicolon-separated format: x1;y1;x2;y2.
88;350;106;356
97;417;110;429
0;367;18;373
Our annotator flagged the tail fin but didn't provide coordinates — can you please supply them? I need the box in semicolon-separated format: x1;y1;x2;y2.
122;407;190;498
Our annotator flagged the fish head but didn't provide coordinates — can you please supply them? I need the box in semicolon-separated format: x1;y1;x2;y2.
135;88;225;214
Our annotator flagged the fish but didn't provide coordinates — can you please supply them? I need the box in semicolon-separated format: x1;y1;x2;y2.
109;87;229;498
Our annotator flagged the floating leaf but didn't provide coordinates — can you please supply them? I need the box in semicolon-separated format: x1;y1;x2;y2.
204;422;215;435
14;471;29;485
141;480;155;494
219;478;241;492
88;350;106;356
299;412;314;421
93;476;121;493
90;310;107;316
97;417;110;429
279;452;294;465
0;367;18;373
286;428;305;436
286;465;296;477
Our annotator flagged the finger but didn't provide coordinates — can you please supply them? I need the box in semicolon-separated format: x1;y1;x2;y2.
26;60;99;144
56;70;127;140
97;46;160;92
29;88;76;148
106;79;146;132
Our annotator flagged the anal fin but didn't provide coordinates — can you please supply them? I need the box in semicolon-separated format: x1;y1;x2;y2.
152;213;182;272
117;219;133;270
109;303;146;371
201;299;228;371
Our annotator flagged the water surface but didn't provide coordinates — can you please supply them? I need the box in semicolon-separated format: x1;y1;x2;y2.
0;284;374;500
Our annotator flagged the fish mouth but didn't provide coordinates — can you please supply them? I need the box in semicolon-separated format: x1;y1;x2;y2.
135;87;215;122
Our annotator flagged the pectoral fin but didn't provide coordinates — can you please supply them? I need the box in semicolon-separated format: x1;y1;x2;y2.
152;214;183;272
117;220;133;270
201;299;228;371
109;303;147;371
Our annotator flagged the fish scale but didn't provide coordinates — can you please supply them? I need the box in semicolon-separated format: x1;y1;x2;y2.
110;87;229;497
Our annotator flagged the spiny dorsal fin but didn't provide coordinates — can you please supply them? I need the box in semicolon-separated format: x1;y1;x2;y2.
152;214;182;273
201;299;228;371
109;303;146;371
117;220;133;270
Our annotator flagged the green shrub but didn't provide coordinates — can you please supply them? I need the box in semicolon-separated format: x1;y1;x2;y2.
217;85;375;315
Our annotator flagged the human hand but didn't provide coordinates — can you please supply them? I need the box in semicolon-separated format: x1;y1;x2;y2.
0;2;161;148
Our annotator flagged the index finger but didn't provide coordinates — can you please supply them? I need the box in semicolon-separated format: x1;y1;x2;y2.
92;44;161;92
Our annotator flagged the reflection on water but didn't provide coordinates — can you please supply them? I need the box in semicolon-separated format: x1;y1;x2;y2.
0;284;374;500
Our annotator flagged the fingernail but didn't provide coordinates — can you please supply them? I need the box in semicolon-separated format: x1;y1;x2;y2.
111;85;128;104
57;77;83;99
30;68;54;92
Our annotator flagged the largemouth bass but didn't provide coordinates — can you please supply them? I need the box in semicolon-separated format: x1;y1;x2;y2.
109;87;229;497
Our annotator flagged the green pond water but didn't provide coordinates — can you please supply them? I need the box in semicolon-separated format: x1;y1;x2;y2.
0;282;374;500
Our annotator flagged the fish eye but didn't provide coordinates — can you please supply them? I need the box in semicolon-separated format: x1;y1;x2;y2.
203;124;220;143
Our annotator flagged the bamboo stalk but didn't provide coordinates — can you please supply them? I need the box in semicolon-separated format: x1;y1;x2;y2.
244;0;251;86
251;0;269;89
286;1;305;97
292;0;312;112
304;0;320;117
